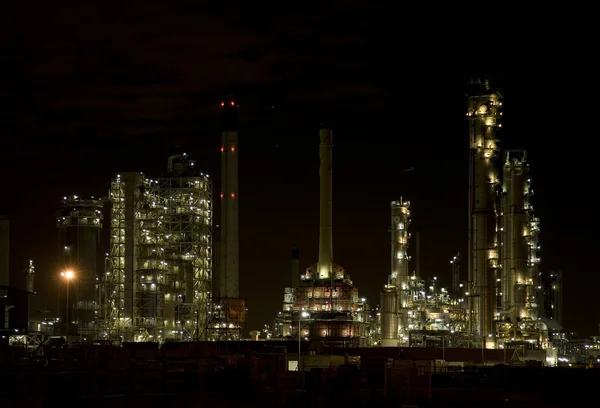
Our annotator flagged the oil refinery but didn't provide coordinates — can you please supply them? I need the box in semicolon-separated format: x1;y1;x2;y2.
266;79;570;363
2;80;596;370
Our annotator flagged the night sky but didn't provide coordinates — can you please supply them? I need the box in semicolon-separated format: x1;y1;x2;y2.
1;4;593;335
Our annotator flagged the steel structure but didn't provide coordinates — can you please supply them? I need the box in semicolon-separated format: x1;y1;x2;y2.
466;79;503;346
99;153;212;343
372;81;552;350
501;150;531;323
379;198;468;347
390;199;411;338
495;150;547;345
56;195;103;337
205;297;246;340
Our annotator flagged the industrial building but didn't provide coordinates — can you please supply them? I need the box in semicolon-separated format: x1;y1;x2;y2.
273;126;369;346
374;79;557;351
56;195;103;338
96;152;213;343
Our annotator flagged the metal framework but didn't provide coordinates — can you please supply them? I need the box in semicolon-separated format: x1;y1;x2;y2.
205;296;246;340
99;166;212;343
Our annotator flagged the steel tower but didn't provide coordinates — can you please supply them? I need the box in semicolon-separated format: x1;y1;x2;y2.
466;79;502;346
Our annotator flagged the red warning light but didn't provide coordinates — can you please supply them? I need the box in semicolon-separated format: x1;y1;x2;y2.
220;193;224;199
220;102;224;107
230;101;235;106
231;146;235;152
220;147;224;152
231;193;235;198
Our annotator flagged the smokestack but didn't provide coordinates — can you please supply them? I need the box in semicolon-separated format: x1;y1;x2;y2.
0;218;8;287
219;97;240;298
318;126;333;280
291;248;300;288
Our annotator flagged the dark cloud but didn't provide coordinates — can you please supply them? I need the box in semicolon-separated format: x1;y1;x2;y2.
2;2;404;139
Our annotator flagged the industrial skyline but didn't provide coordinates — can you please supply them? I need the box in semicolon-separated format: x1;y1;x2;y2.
1;5;590;336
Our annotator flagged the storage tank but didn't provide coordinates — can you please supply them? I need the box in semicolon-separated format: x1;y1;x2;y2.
380;288;398;346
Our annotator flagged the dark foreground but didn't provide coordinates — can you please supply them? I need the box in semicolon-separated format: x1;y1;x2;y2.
1;343;598;407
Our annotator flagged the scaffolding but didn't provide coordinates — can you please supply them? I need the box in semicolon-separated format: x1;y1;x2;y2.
99;161;212;343
206;297;246;340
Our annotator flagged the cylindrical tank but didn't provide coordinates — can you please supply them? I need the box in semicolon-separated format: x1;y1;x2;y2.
380;289;398;346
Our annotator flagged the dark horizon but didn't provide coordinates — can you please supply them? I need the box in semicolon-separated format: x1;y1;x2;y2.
1;3;592;335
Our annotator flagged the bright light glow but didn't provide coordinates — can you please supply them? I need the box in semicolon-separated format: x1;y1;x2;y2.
61;270;74;280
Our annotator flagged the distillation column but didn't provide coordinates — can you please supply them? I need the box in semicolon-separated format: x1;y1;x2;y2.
318;126;334;280
467;79;502;345
390;199;410;340
501;150;530;325
219;99;240;298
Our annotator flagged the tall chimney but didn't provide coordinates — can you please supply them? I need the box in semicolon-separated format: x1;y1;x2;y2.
291;248;300;288
318;126;333;280
219;97;239;298
0;218;8;287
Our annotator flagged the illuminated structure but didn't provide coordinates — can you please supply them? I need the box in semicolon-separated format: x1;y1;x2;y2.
466;79;503;346
56;195;103;337
373;80;552;350
273;125;368;346
378;198;468;347
99;152;212;343
380;199;411;346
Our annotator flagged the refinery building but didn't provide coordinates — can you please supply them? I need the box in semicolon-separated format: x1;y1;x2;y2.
2;82;587;367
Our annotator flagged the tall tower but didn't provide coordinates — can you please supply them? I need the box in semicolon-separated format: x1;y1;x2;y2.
466;79;502;345
390;199;410;335
56;195;103;336
219;98;240;299
501;150;530;324
318;126;333;280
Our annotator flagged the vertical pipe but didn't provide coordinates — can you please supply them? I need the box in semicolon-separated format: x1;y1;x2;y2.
318;126;333;280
